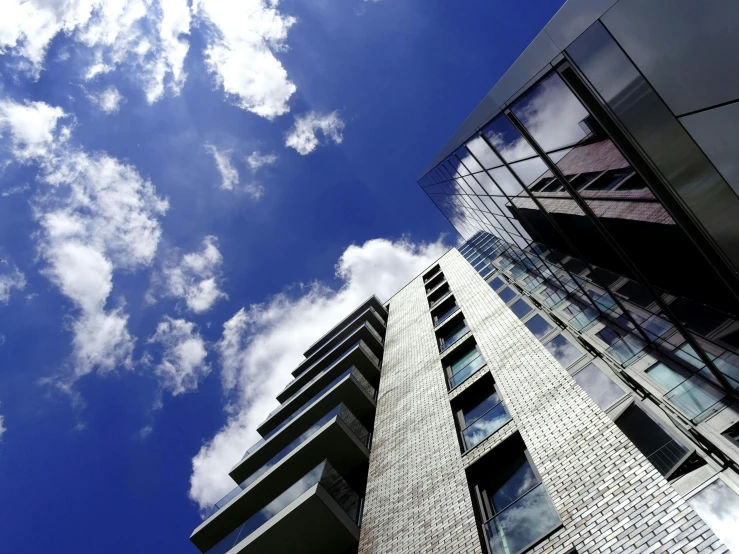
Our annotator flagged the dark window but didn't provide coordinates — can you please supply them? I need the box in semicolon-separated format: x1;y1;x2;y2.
467;435;560;554
581;168;630;191
423;265;441;283
428;283;451;308
588;267;620;288
497;286;517;304
562;258;588;274
669;298;728;336
573;363;625;410
524;315;554;340
453;375;510;450
615;280;654;309
544;334;582;368
509;299;532;319
595;327;621;347
723;422;739;447
720;328;739;350
433;299;459;326
615;172;648;190
569;172;600;190
614;404;690;479
425;272;445;293
446;341;486;389
438;317;470;352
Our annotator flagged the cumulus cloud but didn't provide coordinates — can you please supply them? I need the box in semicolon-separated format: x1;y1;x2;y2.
245;150;277;172
193;0;297;119
205;144;264;198
148;316;211;396
0;0;191;103
189;236;448;510
0;98;168;380
285;111;345;155
0;265;26;304
160;235;227;313
89;86;124;114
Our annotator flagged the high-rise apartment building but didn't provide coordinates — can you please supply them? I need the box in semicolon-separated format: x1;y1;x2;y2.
190;1;739;553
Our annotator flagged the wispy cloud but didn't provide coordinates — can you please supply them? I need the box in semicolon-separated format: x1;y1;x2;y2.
0;265;26;304
246;150;277;172
88;86;124;114
205;144;264;198
285;111;345;155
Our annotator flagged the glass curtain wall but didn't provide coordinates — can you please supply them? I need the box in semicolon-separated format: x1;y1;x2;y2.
420;45;739;403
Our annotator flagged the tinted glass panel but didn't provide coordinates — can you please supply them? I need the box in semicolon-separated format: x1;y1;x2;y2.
544;334;582;367
573;363;625;410
509;299;532;319
497;286;517;304
481;115;536;163
524;315;554;340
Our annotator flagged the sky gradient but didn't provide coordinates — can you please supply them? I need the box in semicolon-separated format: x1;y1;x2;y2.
0;1;564;551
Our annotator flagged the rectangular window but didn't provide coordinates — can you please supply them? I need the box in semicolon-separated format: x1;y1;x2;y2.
438;316;470;352
467;435;560;554
544;334;583;368
572;363;625;411
453;374;511;451
433;300;459;327
614;403;691;479
496;286;517;304
646;362;725;419
723;422;739;447
446;341;486;389
524;315;554;341
509;298;532;319
488;276;505;291
428;283;451;308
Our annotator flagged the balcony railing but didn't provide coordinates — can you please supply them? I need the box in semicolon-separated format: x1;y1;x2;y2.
435;305;460;327
461;402;510;450
448;353;485;389
568;307;598;331
205;461;361;554
440;324;469;352
483;484;560;554
606;334;646;366
206;405;369;519
645;440;689;477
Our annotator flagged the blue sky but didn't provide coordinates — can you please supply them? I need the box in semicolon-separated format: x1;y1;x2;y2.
0;1;563;552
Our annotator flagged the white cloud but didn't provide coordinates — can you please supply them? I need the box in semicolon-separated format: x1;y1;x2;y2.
205;144;265;198
193;0;297;119
1;184;30;197
189;236;448;510
0;265;26;304
285;111;345;155
246;150;277;171
89;86;124;114
148;316;211;396
161;235;227;313
0;98;168;380
205;144;239;190
0;413;5;440
0;0;191;104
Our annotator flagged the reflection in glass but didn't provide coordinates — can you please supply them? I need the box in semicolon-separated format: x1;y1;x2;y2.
481;115;536;162
510;73;591;153
497;286;517;304
573;363;625;410
485;484;560;554
462;401;510;450
525;315;554;340
687;480;739;553
466;135;504;170
606;334;646;365
544;334;582;368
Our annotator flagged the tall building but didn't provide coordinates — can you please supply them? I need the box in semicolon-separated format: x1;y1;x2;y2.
190;1;739;553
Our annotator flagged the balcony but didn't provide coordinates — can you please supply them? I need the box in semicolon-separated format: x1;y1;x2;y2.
288;319;383;384
192;407;370;553
253;366;376;459
192;461;362;554
295;304;386;378
265;346;379;437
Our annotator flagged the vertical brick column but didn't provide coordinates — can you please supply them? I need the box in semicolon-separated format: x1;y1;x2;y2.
358;264;482;554
440;249;726;554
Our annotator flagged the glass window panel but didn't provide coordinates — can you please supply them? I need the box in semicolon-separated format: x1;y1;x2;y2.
510;157;549;187
510;72;591;152
488;166;526;197
510;299;532;319
466;135;504;170
457;147;483;174
497;286;517;304
687;480;739;554
573;363;625;410
462;390;500;427
665;375;725;419
646;362;688;390
474;171;501;196
489;277;505;290
544;334;582;367
488;452;538;512
481;115;536;163
462;403;510;451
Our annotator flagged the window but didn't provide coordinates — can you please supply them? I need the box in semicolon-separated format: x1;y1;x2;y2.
525;315;554;341
595;327;621;346
543;334;583;368
468;435;560;554
646;362;725;419
509;299;532;319
572;363;625;411
438;317;470;352
446;342;486;389
425;272;445;293
614;404;690;479
488;276;505;290
723;422;739;447
428;283;450;308
453;375;510;451
423;265;441;283
496;286;517;304
687;480;739;553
